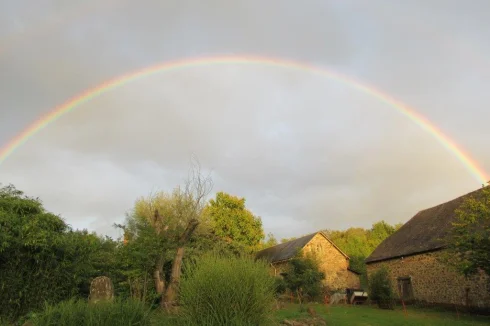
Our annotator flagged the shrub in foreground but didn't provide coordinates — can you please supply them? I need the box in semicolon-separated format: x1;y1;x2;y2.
368;266;395;309
29;298;152;326
179;253;276;326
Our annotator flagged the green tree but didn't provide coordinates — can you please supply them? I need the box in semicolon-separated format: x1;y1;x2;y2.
444;185;490;277
114;219;163;304
62;229;121;298
259;232;278;249
281;254;325;303
203;191;265;252
324;220;402;288
280;236;297;243
369;221;399;246
120;158;213;309
0;184;114;321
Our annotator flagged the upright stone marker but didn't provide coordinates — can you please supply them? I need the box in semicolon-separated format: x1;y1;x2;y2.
89;276;114;303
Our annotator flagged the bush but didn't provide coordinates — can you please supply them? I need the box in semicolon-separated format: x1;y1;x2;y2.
368;266;395;309
178;253;276;326
0;185;121;321
274;277;288;295
29;298;153;326
281;254;325;303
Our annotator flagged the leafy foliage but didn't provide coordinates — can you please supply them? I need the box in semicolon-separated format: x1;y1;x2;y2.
324;221;402;287
120;159;214;309
203;192;265;252
179;252;276;326
0;179;407;323
280;237;298;243
260;232;278;249
280;254;325;302
368;266;395;309
0;184;118;321
114;219;163;304
444;186;490;277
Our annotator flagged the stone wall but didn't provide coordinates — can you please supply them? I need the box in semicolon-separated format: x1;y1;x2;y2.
366;250;490;309
271;233;360;291
346;270;361;289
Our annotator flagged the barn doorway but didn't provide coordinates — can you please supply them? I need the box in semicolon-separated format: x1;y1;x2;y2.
397;277;414;301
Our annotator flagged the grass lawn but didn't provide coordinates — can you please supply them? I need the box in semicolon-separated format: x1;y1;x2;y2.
5;302;489;326
275;303;490;326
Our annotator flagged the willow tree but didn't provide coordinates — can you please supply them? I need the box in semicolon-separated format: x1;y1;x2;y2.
122;157;213;309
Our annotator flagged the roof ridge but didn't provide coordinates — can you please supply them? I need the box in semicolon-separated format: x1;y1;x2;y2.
256;231;318;252
365;186;486;263
417;187;484;214
256;230;351;263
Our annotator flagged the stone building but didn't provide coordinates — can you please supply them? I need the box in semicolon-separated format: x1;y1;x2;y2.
365;187;490;310
256;231;361;292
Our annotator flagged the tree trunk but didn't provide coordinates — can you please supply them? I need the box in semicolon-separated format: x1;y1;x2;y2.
154;254;165;295
161;218;199;309
162;246;185;309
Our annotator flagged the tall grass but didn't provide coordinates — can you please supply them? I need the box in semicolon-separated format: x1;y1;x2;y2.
178;253;277;326
29;298;153;326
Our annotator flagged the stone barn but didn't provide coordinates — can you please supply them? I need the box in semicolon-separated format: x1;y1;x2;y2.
256;231;361;292
365;187;490;310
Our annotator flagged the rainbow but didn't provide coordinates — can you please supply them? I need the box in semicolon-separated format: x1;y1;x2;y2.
0;54;487;184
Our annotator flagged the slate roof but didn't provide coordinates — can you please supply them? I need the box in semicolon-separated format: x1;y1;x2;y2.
256;231;349;263
365;187;487;264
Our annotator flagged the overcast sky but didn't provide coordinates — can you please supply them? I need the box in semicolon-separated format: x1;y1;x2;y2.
1;0;489;240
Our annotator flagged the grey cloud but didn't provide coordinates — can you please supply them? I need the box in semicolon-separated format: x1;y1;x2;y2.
1;0;489;240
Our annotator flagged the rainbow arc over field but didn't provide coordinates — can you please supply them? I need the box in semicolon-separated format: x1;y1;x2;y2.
0;54;487;184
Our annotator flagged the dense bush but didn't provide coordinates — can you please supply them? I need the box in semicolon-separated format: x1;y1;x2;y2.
28;298;153;326
114;219;164;305
0;185;120;321
368;266;395;309
274;277;288;295
178;253;276;326
281;254;325;302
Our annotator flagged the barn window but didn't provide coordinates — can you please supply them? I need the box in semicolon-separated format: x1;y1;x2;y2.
397;277;414;301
